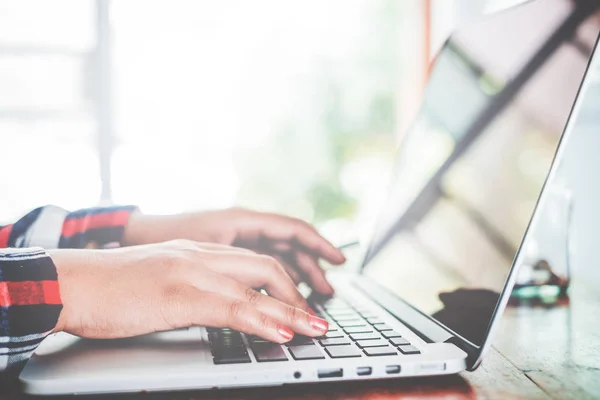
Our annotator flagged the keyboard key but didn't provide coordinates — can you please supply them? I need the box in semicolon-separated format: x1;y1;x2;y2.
389;337;411;346
319;338;351;346
322;299;347;308
343;326;373;334
349;333;381;341
355;339;390;348
248;335;270;345
358;311;379;319
381;331;403;339
286;335;314;346
213;349;251;364
327;310;359;317
324;304;350;312
210;340;245;351
366;317;384;325
213;355;252;364
289;345;325;360
337;320;367;328
364;346;397;357
332;314;362;322
252;343;288;362
319;331;344;339
325;345;362;358
398;345;420;355
374;324;394;332
209;330;246;352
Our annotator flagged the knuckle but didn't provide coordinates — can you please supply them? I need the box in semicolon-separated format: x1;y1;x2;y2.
244;287;262;306
258;313;271;330
294;292;308;308
159;254;190;279
259;255;281;272
161;283;185;299
295;218;313;232
159;284;189;328
285;306;301;324
169;238;195;248
228;300;245;321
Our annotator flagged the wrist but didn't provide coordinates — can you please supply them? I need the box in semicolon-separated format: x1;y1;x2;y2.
47;249;69;333
122;210;147;246
48;249;100;334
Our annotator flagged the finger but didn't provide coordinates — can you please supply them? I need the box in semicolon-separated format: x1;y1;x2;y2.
181;268;327;337
192;242;256;255
198;253;312;313
224;280;329;336
179;289;295;344
256;214;346;265
209;277;328;337
268;241;293;253
275;254;317;315
272;254;302;284
295;251;334;295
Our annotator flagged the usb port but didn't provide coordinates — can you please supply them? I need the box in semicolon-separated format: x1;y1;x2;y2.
356;366;372;376
317;368;343;379
386;365;401;374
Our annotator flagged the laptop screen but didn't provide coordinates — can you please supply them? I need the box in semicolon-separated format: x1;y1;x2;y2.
361;0;599;347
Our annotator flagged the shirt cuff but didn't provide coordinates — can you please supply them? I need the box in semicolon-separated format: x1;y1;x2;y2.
59;206;138;249
1;206;68;250
0;247;62;375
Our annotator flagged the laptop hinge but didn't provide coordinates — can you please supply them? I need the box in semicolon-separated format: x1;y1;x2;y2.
444;336;479;370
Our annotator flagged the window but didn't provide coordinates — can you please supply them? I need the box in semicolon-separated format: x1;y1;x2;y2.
1;0;403;242
0;0;100;222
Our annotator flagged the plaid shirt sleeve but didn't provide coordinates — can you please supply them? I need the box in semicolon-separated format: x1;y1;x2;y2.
0;205;136;377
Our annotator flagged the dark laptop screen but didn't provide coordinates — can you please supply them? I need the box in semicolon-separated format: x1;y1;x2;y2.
362;0;599;346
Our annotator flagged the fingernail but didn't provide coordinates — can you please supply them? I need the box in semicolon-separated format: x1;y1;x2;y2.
278;326;294;341
309;316;329;332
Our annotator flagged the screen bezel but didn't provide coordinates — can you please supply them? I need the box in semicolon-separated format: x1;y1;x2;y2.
356;4;600;370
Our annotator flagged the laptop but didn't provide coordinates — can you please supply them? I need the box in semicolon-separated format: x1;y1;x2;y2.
20;0;600;395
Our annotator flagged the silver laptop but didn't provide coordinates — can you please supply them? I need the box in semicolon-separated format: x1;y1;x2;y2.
20;0;600;395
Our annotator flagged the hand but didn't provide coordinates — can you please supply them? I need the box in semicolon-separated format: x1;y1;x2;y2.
122;208;346;294
49;240;329;342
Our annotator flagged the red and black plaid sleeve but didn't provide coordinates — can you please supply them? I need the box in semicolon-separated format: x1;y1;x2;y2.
0;205;136;377
0;248;62;377
59;206;137;249
1;205;137;250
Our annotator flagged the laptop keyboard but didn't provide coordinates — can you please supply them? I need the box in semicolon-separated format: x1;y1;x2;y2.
208;298;421;364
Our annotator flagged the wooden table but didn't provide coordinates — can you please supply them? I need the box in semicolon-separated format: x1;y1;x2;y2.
2;278;599;400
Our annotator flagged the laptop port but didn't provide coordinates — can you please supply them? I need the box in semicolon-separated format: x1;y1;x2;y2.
418;362;445;373
317;368;343;379
386;365;401;374
356;367;372;376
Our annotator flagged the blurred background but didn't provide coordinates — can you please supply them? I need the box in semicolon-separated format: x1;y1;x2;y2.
1;0;599;271
0;0;526;236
